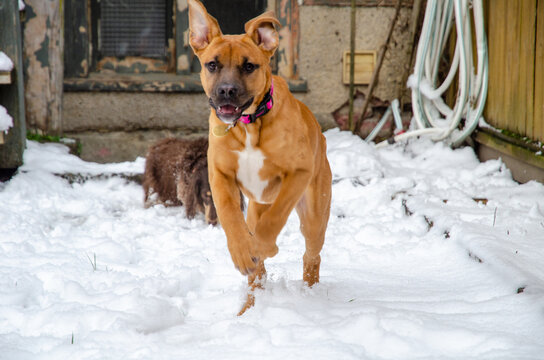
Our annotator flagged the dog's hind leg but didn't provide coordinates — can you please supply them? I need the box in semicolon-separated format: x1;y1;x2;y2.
238;201;270;315
296;153;332;287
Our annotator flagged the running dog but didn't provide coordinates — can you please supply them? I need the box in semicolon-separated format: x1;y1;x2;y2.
188;0;332;314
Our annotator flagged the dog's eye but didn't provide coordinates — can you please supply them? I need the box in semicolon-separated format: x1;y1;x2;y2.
206;61;217;73
242;62;258;74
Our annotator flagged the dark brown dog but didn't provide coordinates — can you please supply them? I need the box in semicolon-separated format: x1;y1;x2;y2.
143;137;217;225
188;0;332;314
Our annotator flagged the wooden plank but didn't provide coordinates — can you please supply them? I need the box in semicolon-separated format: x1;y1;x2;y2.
342;51;376;84
484;0;505;130
0;0;26;168
486;0;537;136
482;0;492;123
475;131;544;184
496;0;508;131
0;71;11;84
64;0;89;77
535;0;544;142
0;131;4;145
475;132;544;184
517;0;537;137
503;0;520;133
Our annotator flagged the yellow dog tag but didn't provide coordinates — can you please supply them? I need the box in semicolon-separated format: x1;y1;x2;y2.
212;124;231;137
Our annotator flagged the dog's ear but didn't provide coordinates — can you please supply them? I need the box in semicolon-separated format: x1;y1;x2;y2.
244;11;280;57
188;0;222;55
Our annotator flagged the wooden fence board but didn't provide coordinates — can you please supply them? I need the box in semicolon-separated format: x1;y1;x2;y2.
535;0;544;142
485;0;503;129
484;0;541;141
518;0;537;137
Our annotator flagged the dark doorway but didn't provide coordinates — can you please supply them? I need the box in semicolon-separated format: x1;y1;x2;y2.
202;0;267;35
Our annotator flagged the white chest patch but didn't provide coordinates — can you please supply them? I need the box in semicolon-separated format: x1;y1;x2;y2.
236;132;268;203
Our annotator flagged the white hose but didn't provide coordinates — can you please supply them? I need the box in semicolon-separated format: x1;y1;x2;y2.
376;0;488;148
365;107;392;143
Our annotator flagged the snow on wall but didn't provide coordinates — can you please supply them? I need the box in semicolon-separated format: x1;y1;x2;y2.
0;52;14;72
0;105;13;132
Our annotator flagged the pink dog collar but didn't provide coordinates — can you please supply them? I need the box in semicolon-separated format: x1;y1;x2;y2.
239;81;274;124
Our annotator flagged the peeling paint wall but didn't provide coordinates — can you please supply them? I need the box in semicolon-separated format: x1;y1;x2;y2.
276;0;300;80
295;5;412;128
60;1;414;162
23;0;63;134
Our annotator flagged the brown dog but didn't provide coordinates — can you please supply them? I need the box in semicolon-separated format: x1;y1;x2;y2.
143;137;218;225
188;0;332;314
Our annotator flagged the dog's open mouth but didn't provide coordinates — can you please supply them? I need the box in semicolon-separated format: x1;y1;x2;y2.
217;104;242;116
211;98;254;123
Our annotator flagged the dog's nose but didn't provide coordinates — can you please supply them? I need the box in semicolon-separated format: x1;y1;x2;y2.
217;84;239;99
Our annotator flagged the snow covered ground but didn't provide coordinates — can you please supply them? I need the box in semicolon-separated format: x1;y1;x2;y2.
1;129;543;359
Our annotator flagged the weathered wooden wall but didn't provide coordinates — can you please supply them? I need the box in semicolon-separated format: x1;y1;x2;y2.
23;0;63;134
0;0;26;168
485;0;544;142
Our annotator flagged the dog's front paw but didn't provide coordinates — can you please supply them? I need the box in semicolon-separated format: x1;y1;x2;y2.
255;239;278;260
253;225;279;259
227;235;259;275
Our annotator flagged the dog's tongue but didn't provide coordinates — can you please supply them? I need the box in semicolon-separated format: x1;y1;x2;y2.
218;105;238;115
